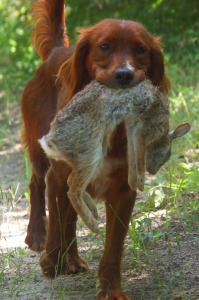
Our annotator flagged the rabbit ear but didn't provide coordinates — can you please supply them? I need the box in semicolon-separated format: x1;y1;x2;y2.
169;123;190;140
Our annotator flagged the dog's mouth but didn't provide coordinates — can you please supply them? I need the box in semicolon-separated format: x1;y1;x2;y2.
118;80;139;89
97;76;142;90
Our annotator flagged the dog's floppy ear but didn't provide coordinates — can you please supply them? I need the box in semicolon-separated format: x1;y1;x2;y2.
148;37;171;93
57;29;91;104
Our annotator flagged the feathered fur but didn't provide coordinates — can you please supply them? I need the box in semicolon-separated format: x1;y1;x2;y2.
31;0;69;60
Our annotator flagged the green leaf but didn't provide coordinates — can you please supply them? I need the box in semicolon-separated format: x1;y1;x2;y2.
146;187;166;209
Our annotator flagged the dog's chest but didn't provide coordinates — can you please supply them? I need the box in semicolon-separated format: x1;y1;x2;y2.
87;154;127;202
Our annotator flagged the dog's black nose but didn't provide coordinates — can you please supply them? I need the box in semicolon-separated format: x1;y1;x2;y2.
114;68;134;86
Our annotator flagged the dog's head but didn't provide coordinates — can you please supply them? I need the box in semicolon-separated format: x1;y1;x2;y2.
58;19;170;104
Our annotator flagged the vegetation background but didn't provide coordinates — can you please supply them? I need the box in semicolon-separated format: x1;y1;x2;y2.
0;0;198;299
0;0;199;101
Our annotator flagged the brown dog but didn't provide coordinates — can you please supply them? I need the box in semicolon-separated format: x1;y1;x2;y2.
21;0;178;299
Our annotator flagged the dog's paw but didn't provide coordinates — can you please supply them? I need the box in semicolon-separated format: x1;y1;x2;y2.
25;221;46;252
65;254;89;274
97;289;131;300
40;251;89;278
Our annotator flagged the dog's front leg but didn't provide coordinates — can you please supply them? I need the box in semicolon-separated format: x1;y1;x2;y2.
98;167;136;300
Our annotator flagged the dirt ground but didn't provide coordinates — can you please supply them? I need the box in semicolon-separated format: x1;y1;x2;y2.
0;104;198;300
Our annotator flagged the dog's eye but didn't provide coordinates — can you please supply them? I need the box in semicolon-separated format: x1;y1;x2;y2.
99;43;110;52
135;45;146;55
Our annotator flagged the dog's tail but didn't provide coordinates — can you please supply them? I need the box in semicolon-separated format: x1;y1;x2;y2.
31;0;69;61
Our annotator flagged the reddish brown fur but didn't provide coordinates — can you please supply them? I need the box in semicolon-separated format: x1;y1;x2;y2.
21;1;171;299
31;0;69;60
58;19;170;107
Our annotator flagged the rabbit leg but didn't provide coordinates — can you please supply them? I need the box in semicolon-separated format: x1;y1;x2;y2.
67;168;100;234
125;122;138;190
133;133;146;191
83;192;98;220
126;121;146;191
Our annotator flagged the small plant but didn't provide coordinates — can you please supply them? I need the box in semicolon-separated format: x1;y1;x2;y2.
22;150;32;184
